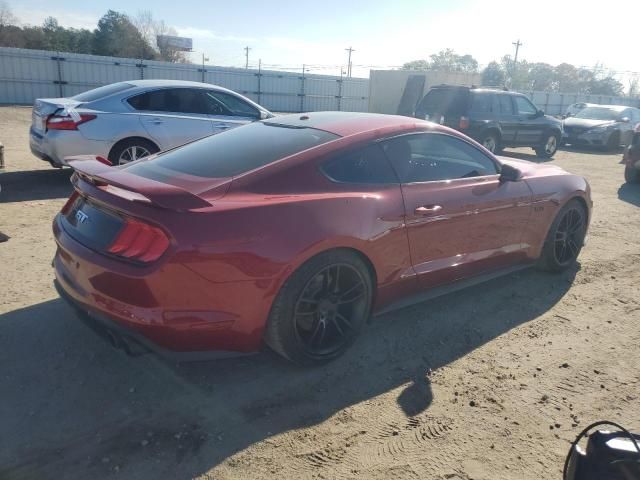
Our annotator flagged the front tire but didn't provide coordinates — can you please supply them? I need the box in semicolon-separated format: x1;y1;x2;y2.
625;166;640;184
606;131;621;152
535;133;559;159
538;199;587;272
264;250;373;366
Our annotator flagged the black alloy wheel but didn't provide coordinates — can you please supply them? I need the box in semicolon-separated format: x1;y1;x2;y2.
293;263;368;357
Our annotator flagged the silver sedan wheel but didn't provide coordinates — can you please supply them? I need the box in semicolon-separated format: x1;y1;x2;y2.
118;145;152;165
544;135;558;155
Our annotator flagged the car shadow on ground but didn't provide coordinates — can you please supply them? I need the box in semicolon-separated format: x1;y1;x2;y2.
560;145;620;157
618;183;640;207
0;264;578;479
0;168;73;202
499;149;552;163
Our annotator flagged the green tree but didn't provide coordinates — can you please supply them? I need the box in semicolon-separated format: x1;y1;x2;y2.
93;10;156;59
401;59;430;71
429;49;478;73
481;61;506;87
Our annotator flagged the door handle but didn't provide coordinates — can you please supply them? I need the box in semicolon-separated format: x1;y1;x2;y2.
415;205;442;215
150;118;163;125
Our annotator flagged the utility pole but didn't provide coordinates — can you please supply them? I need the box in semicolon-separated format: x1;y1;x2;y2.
345;47;355;78
512;39;522;70
244;46;251;69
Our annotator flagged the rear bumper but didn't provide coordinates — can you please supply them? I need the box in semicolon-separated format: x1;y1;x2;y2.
53;214;273;357
29;127;111;166
54;279;251;361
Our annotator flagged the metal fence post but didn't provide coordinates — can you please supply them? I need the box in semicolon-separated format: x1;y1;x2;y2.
337;71;343;111
299;64;306;113
136;59;145;79
53;52;64;97
257;60;262;106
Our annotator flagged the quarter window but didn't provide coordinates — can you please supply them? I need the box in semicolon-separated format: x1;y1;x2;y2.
381;133;498;183
322;144;398;184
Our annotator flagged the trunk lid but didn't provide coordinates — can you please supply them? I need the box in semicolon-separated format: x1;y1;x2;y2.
68;158;231;211
32;98;83;134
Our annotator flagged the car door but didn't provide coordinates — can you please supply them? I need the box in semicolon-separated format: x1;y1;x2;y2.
513;95;544;146
380;132;532;290
128;88;215;150
495;93;518;144
203;90;261;133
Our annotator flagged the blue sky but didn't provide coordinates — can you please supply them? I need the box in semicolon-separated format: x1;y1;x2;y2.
9;0;640;79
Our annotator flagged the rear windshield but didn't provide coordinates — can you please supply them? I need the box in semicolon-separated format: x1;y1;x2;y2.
72;83;134;102
125;122;339;179
416;88;470;116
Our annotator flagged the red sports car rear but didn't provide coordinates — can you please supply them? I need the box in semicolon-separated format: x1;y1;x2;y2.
53;112;592;365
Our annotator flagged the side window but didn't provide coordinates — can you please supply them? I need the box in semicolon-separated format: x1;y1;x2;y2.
127;88;210;114
470;93;494;114
498;95;514;114
322;144;398;184
206;91;259;118
381;133;498;183
514;96;538;115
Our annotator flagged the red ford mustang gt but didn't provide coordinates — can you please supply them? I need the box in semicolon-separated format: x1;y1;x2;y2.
53;112;592;365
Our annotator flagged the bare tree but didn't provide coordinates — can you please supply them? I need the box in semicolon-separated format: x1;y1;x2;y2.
134;10;188;63
0;1;17;27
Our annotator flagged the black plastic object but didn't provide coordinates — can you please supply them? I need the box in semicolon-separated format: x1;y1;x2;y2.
565;422;640;480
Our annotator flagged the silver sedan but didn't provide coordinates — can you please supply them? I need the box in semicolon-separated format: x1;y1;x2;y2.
29;80;272;167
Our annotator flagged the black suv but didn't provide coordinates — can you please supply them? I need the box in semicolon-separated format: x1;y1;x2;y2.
414;85;563;158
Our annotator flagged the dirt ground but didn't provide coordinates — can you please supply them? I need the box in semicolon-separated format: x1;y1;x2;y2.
0;105;639;480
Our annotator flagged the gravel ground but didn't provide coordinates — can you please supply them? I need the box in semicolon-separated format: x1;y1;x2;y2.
0;106;639;480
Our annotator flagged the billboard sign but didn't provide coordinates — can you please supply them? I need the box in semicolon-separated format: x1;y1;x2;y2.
156;35;193;51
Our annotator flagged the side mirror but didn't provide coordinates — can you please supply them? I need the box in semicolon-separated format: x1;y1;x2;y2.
537;109;545;117
620;117;630;123
499;163;522;182
259;111;273;120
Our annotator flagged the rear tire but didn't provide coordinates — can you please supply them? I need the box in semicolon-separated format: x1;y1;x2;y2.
535;133;559;159
108;138;159;166
480;132;500;154
264;250;373;366
625;166;640;184
537;199;587;273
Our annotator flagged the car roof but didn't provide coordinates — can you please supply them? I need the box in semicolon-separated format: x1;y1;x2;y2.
265;111;433;137
584;104;631;111
125;79;224;89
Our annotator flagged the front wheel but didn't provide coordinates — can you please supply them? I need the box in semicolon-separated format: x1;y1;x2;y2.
538;199;587;272
607;131;621;152
535;133;559;159
264;250;373;365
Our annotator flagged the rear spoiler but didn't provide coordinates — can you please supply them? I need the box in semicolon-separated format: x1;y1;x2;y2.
67;158;213;210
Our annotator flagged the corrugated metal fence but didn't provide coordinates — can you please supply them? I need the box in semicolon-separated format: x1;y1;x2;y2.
0;47;370;112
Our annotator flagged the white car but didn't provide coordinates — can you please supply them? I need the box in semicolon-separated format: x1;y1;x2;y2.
29;80;273;167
